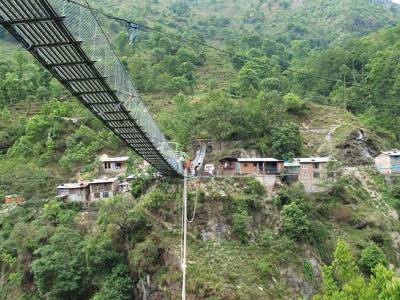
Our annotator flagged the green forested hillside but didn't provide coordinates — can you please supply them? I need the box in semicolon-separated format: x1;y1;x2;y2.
90;0;400;47
1;0;400;299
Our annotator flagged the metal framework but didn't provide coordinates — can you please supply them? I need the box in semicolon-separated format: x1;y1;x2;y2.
0;0;183;177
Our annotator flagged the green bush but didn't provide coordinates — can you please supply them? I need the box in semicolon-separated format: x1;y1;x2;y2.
303;260;315;281
243;178;266;196
359;243;388;274
232;211;252;243
92;264;133;300
131;177;146;199
282;93;305;113
147;190;167;211
281;202;310;241
255;258;274;278
274;183;306;209
129;238;161;276
257;229;275;250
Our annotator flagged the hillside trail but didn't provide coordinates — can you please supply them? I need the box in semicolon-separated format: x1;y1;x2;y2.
317;119;343;154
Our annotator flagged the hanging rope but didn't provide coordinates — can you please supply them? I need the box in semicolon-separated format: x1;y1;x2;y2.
187;190;198;223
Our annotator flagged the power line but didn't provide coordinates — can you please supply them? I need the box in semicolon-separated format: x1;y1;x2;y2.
66;0;365;89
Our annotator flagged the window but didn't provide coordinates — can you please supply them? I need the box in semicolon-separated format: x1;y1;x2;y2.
253;163;257;167
115;162;122;169
104;162;111;169
244;163;248;167
103;191;110;198
313;163;319;169
94;192;100;199
313;172;320;179
303;172;308;179
301;164;307;169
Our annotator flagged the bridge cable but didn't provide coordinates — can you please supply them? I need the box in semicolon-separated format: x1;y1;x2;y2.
65;0;365;88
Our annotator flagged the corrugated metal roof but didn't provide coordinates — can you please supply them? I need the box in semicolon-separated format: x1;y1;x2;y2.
294;157;331;163
284;162;301;167
380;150;400;156
99;156;129;162
89;178;118;184
57;182;89;189
237;158;283;162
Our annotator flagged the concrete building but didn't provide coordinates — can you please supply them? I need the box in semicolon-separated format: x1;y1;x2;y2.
56;183;90;202
89;178;119;200
237;158;284;175
294;157;331;192
237;158;284;192
375;150;400;174
99;155;129;175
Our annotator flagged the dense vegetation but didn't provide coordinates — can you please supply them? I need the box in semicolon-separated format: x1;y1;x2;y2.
1;0;400;299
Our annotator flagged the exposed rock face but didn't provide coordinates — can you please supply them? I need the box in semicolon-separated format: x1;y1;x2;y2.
279;267;314;299
336;129;380;166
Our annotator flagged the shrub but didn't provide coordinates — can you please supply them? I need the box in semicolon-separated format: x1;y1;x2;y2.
147;190;167;211
274;183;306;209
232;211;252;243
257;229;275;250
281;202;310;241
131;177;145;199
282;93;305;113
129;238;161;276
255;258;274;278
359;243;387;274
243;178;266;196
92;264;133;300
303;260;315;281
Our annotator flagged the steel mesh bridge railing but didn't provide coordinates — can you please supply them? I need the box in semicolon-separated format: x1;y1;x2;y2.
0;0;183;176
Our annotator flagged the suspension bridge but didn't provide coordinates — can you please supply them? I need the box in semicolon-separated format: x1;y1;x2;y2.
0;0;184;177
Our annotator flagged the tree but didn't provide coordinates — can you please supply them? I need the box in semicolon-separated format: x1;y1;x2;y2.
32;227;88;299
314;240;400;300
270;123;303;160
359;243;388;274
281;202;310;240
92;264;133;300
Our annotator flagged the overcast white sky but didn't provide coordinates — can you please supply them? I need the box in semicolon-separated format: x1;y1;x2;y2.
392;0;400;4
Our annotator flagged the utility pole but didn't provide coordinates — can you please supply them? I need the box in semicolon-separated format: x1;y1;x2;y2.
182;168;188;300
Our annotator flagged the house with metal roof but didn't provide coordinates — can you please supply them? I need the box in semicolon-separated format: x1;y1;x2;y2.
56;182;90;202
237;158;284;175
89;178;119;201
374;150;400;174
